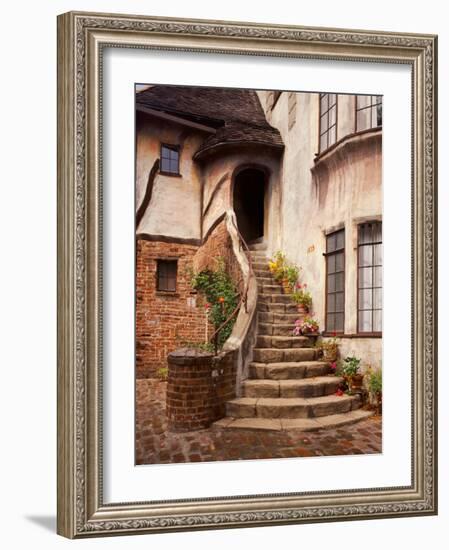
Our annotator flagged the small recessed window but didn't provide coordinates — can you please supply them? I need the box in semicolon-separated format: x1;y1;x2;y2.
160;144;180;175
157;260;177;292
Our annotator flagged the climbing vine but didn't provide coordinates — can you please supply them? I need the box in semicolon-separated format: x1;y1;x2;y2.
190;258;239;349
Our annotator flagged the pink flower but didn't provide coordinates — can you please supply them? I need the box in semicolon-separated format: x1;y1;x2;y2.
303;283;307;288
205;303;211;310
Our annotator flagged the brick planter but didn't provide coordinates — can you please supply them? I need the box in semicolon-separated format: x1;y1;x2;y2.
166;347;237;432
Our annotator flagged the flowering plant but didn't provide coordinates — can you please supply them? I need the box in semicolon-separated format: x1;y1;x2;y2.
293;315;319;335
322;332;340;361
268;251;287;282
291;282;312;311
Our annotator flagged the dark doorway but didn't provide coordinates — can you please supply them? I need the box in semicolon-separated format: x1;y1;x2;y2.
233;168;266;244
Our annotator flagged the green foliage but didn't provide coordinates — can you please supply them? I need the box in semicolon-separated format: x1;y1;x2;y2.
268;251;302;290
285;264;300;288
341;356;361;377
179;340;215;353
190;258;239;349
368;369;382;394
156;366;168;380
291;288;312;310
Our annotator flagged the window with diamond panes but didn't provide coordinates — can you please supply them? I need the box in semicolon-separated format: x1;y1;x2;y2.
357;222;382;333
326;229;345;332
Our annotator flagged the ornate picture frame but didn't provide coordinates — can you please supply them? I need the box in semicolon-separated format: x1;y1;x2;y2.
57;11;437;538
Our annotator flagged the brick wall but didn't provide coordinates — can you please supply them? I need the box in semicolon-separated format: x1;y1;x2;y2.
193;218;244;295
136;219;244;379
136;239;211;379
166;348;237;431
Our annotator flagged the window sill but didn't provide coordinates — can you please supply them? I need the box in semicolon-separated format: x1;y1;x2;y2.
314;126;382;163
159;171;182;178
322;332;382;339
156;291;179;297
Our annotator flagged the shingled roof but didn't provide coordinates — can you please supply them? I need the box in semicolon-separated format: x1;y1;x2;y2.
136;85;284;159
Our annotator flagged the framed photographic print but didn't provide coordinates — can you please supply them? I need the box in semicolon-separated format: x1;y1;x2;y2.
57;11;438;538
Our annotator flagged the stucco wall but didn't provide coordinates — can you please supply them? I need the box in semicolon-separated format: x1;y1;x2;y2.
200;148;282;249
258;90;382;369
136;111;205;240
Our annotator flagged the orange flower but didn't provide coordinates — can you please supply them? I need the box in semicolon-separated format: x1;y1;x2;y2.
218;296;225;303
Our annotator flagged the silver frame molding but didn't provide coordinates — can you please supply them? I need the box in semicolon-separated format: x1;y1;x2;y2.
57;11;438;538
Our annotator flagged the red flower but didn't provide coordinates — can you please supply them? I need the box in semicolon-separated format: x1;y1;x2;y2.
336;389;344;397
204;303;211;310
332;331;337;337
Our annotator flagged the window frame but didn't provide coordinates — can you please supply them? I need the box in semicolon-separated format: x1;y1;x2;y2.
159;143;181;176
156;259;178;293
355;95;383;132
356;221;382;335
318;93;338;154
324;228;345;334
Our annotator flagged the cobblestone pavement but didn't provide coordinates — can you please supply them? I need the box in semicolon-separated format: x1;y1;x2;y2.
136;379;382;465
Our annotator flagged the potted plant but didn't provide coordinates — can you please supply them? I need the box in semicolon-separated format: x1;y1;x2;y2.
292;315;319;336
341;356;362;393
291;283;312;313
283;264;300;294
367;368;382;414
268;251;287;283
322;333;340;362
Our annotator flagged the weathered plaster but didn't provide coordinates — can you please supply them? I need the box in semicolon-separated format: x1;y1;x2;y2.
136;112;205;240
259;90;382;369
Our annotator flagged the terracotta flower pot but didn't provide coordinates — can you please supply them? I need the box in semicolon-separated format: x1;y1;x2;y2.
296;304;308;314
351;373;364;390
282;279;291;294
323;349;338;362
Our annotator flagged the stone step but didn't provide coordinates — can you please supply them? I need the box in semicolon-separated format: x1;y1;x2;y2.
213;410;373;432
258;285;283;295
252;347;319;364
258;323;295;336
250;252;267;260
255;276;275;286
256;335;314;349
254;268;271;277
257;302;299;313
259;293;294;304
249;361;329;380
258;312;304;324
226;394;361;419
242;376;343;398
248;242;268;251
251;264;270;273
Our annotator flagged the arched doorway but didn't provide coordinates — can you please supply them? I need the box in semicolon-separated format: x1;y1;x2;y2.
232;167;266;244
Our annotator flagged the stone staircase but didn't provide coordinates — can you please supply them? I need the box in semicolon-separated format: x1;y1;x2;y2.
214;243;372;432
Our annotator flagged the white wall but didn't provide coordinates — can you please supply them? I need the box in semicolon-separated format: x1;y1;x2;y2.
0;1;446;550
